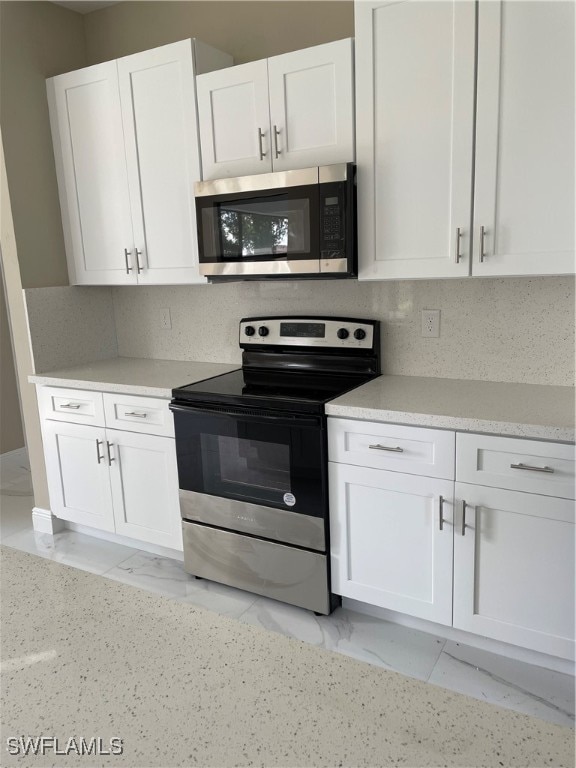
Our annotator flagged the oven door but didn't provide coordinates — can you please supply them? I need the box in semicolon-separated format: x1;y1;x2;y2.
196;182;320;278
171;403;327;547
171;403;326;513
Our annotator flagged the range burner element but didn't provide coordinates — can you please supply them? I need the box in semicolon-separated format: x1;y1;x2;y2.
170;316;381;615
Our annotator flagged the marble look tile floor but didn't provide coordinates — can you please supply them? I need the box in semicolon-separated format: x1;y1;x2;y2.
1;448;574;731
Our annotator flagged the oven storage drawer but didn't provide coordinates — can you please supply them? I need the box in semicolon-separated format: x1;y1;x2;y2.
182;521;330;614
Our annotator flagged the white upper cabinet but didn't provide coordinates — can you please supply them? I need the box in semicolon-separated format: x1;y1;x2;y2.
197;40;355;180
356;0;575;280
473;1;575;276
47;62;136;285
118;42;203;285
356;1;475;280
196;60;272;179
47;39;232;286
267;39;354;172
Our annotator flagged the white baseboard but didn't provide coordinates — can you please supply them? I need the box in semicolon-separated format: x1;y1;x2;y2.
32;507;65;534
64;522;184;562
0;446;27;460
342;598;575;676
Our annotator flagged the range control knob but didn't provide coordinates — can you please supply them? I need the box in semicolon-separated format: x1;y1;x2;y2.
354;328;367;341
337;328;349;340
258;326;269;337
244;325;256;337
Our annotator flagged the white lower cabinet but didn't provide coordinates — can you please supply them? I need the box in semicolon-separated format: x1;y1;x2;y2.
39;386;182;551
42;420;115;533
453;482;575;660
330;463;454;626
329;416;575;659
109;430;181;550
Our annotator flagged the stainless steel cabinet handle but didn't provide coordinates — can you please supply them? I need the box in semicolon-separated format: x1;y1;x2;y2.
257;128;267;160
125;411;148;418
369;444;404;453
136;249;143;275
439;495;444;531
273;125;281;159
96;439;104;464
510;462;554;474
60;403;81;410
106;441;115;465
124;248;133;274
455;227;462;263
461;500;467;536
479;226;487;262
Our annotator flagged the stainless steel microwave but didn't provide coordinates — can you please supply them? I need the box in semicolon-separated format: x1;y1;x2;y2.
194;163;356;280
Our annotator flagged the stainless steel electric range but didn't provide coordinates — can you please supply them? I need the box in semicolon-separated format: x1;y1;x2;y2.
170;316;380;615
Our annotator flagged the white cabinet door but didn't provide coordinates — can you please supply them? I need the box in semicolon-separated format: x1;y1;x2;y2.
47;62;137;285
454;483;575;660
330;463;454;625
108;430;182;551
268;39;354;171
196;60;272;179
118;41;206;285
473;1;575;277
42;420;115;532
356;1;475;280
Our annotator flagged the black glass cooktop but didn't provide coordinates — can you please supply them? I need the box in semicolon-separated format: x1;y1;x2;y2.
172;369;374;414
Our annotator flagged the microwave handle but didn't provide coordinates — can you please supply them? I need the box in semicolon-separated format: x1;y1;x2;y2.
169;402;322;429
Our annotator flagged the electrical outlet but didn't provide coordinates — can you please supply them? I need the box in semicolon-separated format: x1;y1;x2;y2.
160;308;172;330
421;309;440;338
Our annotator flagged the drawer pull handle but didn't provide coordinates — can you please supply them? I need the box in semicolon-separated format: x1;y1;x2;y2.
124;411;148;418
107;441;115;465
95;439;104;464
461;500;467;536
439;495;444;531
510;462;554;474
60;403;81;410
369;444;404;453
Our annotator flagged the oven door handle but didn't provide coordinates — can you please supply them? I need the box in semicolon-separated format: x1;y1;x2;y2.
169;402;322;428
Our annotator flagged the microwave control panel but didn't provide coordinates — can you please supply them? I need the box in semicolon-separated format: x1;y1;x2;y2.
319;183;345;260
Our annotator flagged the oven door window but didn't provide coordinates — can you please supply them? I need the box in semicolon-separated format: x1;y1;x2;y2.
173;409;326;517
203;434;291;503
197;186;319;263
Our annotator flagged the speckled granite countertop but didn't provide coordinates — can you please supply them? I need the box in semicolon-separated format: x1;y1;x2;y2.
326;375;575;442
29;357;238;398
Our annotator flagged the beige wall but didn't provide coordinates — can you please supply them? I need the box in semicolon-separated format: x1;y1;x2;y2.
0;1;86;290
84;1;354;65
0;267;24;453
1;133;50;510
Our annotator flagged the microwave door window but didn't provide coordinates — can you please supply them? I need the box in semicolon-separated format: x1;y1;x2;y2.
201;195;312;261
219;201;288;258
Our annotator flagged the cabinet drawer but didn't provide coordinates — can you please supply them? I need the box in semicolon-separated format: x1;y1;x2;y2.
457;433;575;499
37;386;105;426
328;418;455;480
103;393;174;437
